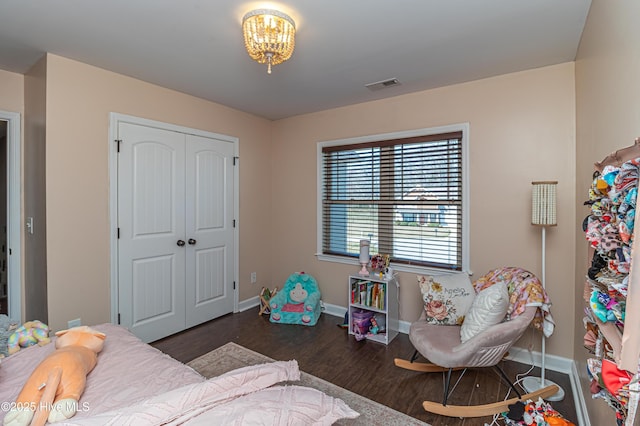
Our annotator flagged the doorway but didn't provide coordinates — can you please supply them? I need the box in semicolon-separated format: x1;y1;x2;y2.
0;110;21;321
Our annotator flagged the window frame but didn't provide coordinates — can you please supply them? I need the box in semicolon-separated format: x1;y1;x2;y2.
316;123;470;275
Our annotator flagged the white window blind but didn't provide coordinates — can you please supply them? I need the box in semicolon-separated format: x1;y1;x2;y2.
321;131;463;271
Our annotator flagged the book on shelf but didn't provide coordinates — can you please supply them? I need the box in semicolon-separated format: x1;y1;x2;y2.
350;278;387;309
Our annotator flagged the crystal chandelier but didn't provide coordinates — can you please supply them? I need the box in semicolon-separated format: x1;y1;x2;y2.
242;9;296;74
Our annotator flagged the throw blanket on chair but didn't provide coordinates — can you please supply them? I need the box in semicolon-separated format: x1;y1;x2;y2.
473;267;555;338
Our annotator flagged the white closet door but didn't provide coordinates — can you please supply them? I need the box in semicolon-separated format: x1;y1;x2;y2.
184;134;235;327
118;123;186;343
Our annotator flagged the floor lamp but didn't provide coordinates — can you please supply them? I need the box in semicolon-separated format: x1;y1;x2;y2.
521;181;565;401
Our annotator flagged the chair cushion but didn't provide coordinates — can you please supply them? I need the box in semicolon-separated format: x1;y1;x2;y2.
460;281;509;342
417;273;474;325
409;320;464;367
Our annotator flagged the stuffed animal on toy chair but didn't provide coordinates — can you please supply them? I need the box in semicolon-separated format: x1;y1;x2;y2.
3;326;106;426
7;320;51;355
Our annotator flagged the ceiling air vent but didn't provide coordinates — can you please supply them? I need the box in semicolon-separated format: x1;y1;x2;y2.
365;78;401;91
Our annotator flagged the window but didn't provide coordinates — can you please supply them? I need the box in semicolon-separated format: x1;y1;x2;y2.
318;125;468;272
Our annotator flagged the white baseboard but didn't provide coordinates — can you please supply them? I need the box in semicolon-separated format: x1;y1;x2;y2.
571;358;591;426
238;295;259;312
243;299;588;425
505;346;571;373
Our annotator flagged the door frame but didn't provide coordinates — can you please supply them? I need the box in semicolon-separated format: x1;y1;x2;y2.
0;110;22;321
108;113;239;326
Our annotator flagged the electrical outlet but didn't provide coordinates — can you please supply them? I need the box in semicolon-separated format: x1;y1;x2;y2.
251;272;257;284
68;318;81;328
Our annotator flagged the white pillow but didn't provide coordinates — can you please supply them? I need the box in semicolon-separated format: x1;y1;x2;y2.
460;282;509;342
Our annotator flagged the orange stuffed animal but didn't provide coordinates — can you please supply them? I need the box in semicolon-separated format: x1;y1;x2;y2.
3;326;106;426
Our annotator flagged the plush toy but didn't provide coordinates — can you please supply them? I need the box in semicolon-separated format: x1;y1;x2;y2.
269;272;322;326
3;326;106;426
7;320;51;355
589;291;619;323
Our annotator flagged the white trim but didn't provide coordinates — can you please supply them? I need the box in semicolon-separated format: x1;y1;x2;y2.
108;115;118;325
506;346;573;374
316;123;470;272
321;301;347;319
238;295;259;313
316;253;474;277
108;113;240;325
571;359;590;426
233;141;240;313
0;111;21;322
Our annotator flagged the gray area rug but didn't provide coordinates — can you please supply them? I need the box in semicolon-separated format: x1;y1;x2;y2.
187;342;429;426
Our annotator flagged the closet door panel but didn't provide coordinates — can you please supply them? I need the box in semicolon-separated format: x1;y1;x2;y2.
118;123;187;343
194;246;226;302
185;134;235;327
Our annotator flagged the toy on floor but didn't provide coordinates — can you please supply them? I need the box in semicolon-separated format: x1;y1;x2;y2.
3;326;106;426
353;324;366;341
269;272;322;326
7;320;50;355
503;397;575;426
338;311;349;329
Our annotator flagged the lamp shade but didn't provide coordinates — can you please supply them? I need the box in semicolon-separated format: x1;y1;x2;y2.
531;181;557;226
359;240;370;263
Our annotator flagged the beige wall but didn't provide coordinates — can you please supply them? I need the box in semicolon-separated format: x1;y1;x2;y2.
575;0;640;423
24;56;48;322
272;62;577;358
0;69;24;114
43;54;272;332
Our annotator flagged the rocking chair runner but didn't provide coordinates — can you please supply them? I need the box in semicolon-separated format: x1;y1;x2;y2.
395;271;559;417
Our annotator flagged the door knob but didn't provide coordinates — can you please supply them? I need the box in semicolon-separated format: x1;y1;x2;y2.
177;240;186;247
188;238;197;245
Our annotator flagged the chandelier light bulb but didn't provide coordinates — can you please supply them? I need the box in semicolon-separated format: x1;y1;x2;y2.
242;9;296;74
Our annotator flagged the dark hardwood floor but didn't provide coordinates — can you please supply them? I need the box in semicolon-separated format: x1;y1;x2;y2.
151;309;577;426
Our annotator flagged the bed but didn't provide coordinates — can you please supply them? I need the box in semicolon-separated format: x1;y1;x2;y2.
0;323;358;425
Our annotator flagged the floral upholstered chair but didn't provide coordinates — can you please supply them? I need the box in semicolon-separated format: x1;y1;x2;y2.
395;267;556;417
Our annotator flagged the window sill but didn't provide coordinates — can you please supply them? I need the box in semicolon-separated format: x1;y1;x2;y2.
315;253;471;277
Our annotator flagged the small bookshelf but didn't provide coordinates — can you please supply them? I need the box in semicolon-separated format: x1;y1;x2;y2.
348;274;399;345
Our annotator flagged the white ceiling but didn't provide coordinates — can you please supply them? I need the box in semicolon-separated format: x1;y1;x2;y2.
0;1;591;120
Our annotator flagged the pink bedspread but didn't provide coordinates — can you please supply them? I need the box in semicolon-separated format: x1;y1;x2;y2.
0;324;359;425
60;361;358;425
0;323;203;422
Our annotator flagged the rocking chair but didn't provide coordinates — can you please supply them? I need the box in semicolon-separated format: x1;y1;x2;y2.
394;269;559;417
